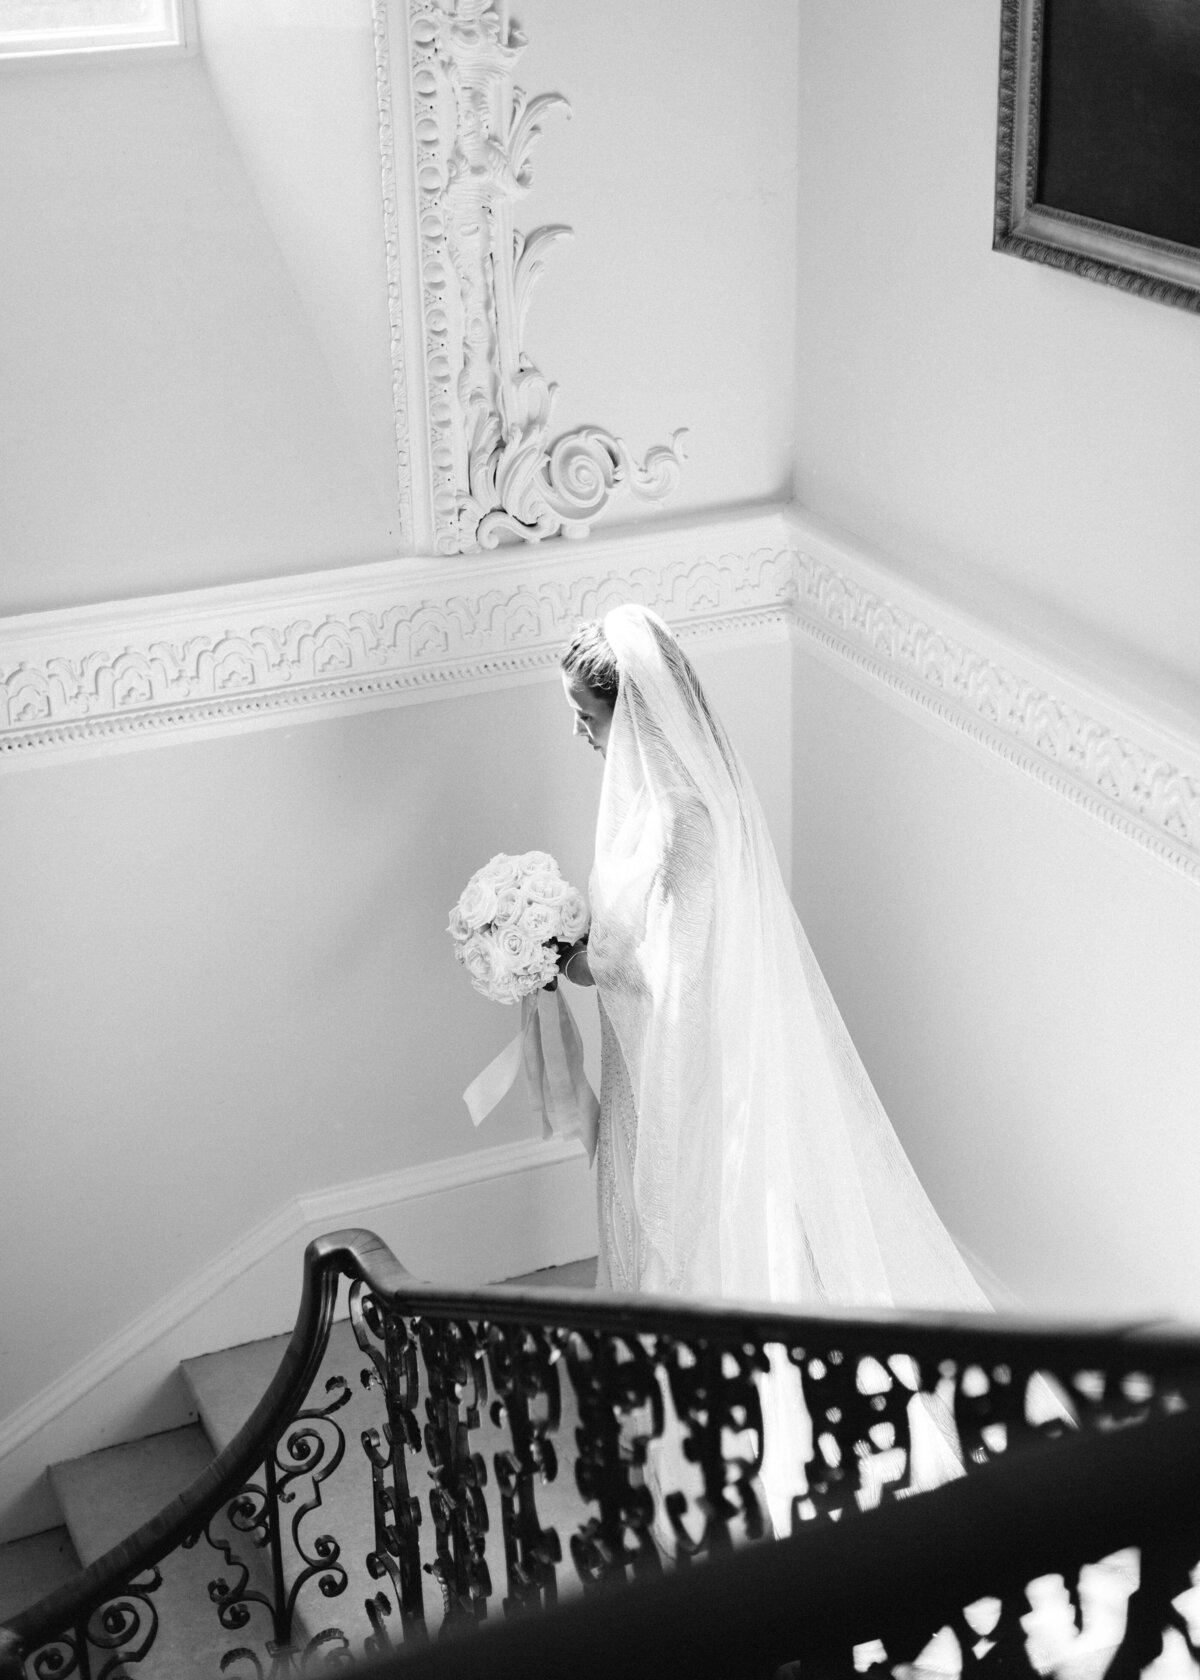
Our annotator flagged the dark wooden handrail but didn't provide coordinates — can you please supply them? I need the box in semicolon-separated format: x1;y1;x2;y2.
3;1225;1199;1678
0;1228;361;1675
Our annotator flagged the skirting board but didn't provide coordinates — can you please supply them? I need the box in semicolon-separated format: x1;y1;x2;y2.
0;1133;595;1545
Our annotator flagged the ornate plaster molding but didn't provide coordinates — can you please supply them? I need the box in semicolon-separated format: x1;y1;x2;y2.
5;505;1199;890
786;514;1200;886
0;511;797;764
373;0;415;544
402;0;686;553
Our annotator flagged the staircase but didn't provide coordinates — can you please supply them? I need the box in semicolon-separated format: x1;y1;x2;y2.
3;1232;1200;1680
0;1257;596;1662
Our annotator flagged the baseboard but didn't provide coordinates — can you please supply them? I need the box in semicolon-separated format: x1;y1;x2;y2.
0;1134;595;1545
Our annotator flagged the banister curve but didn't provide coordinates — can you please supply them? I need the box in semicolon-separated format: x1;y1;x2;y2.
0;1228;380;1671
3;1226;1200;1680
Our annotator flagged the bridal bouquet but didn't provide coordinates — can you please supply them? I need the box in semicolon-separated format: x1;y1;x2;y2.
449;852;598;1159
447;851;589;1006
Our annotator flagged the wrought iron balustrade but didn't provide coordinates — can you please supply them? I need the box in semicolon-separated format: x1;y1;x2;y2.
3;1226;1199;1680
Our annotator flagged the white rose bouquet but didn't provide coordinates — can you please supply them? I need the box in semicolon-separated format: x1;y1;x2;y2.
447;851;590;1006
450;851;598;1160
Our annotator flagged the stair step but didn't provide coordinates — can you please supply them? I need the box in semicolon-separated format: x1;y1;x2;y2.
179;1284;593;1656
182;1330;292;1452
48;1425;273;1680
50;1425;214;1567
0;1526;82;1623
178;1256;597;1454
19;1259;599;1673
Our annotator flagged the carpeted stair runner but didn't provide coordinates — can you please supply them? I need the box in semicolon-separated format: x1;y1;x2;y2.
1;1254;1154;1680
0;1529;81;1626
1;1259;596;1678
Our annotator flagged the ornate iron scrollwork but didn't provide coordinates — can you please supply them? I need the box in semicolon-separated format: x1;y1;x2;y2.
485;1322;563;1615
9;1231;1200;1680
417;1316;493;1629
567;1329;664;1587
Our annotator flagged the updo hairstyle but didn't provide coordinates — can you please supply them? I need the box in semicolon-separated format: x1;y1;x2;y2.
561;620;619;706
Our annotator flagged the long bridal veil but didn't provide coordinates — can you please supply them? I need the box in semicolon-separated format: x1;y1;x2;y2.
592;603;990;1316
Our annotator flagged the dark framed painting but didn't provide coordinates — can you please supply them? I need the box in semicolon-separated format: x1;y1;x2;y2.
994;0;1200;314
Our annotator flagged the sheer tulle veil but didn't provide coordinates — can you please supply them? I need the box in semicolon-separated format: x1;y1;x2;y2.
591;603;990;1314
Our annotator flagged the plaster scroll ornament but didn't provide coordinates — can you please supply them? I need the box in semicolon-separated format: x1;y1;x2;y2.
408;0;687;553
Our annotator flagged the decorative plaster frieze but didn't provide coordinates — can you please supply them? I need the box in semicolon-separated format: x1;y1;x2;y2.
0;513;798;763
402;0;686;553
4;507;1199;890
786;516;1200;886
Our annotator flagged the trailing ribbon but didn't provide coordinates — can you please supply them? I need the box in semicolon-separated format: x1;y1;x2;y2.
462;988;599;1163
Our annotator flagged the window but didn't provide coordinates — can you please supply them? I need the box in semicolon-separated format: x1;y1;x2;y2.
0;0;192;60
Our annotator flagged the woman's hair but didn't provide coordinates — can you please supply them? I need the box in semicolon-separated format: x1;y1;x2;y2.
561;620;619;705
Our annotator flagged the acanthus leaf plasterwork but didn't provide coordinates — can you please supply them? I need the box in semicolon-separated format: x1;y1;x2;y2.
405;0;686;554
789;542;1200;885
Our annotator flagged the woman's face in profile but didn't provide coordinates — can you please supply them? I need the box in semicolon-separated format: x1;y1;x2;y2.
562;670;615;757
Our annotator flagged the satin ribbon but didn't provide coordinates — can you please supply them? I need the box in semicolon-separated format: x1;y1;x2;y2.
463;988;599;1163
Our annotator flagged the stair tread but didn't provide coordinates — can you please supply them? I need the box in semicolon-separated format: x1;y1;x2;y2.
21;1259;599;1670
182;1321;361;1453
181;1258;597;1453
0;1526;82;1622
50;1425;214;1567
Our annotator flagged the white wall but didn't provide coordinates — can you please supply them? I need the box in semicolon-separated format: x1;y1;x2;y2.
791;1;1200;1320
0;629;791;1538
0;49;398;615
0;0;802;1542
515;0;800;526
0;0;799;616
196;0;402;550
794;0;1200;704
792;641;1200;1322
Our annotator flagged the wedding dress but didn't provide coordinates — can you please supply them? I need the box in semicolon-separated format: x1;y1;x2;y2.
587;604;989;1313
583;605;1002;1530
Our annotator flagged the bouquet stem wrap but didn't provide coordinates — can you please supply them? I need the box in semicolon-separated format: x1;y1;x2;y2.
463;988;599;1162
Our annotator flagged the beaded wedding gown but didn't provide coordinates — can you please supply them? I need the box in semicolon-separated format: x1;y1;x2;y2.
583;605;999;1529
587;605;990;1314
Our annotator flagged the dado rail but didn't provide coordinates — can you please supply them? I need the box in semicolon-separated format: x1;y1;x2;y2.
3;1229;1199;1680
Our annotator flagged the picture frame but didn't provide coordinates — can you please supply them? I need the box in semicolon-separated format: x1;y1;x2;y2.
994;0;1200;316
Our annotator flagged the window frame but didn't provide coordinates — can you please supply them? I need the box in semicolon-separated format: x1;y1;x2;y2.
0;0;196;63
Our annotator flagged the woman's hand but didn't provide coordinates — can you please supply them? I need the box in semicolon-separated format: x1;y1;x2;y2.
556;938;594;987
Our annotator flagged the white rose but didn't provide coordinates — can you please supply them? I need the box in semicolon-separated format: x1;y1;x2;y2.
525;869;568;907
460;932;496;989
488;967;524;1005
518;899;559;941
496;924;537;972
518;850;558;875
457;872;499;930
484;853;523;885
446;904;471;943
557;889;589;943
509;943;559;1000
493;885;524;926
530;942;560;990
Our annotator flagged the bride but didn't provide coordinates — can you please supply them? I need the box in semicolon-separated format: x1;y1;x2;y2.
558;601;991;1316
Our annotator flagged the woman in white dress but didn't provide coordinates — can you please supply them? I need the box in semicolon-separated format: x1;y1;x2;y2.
558;602;990;1318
